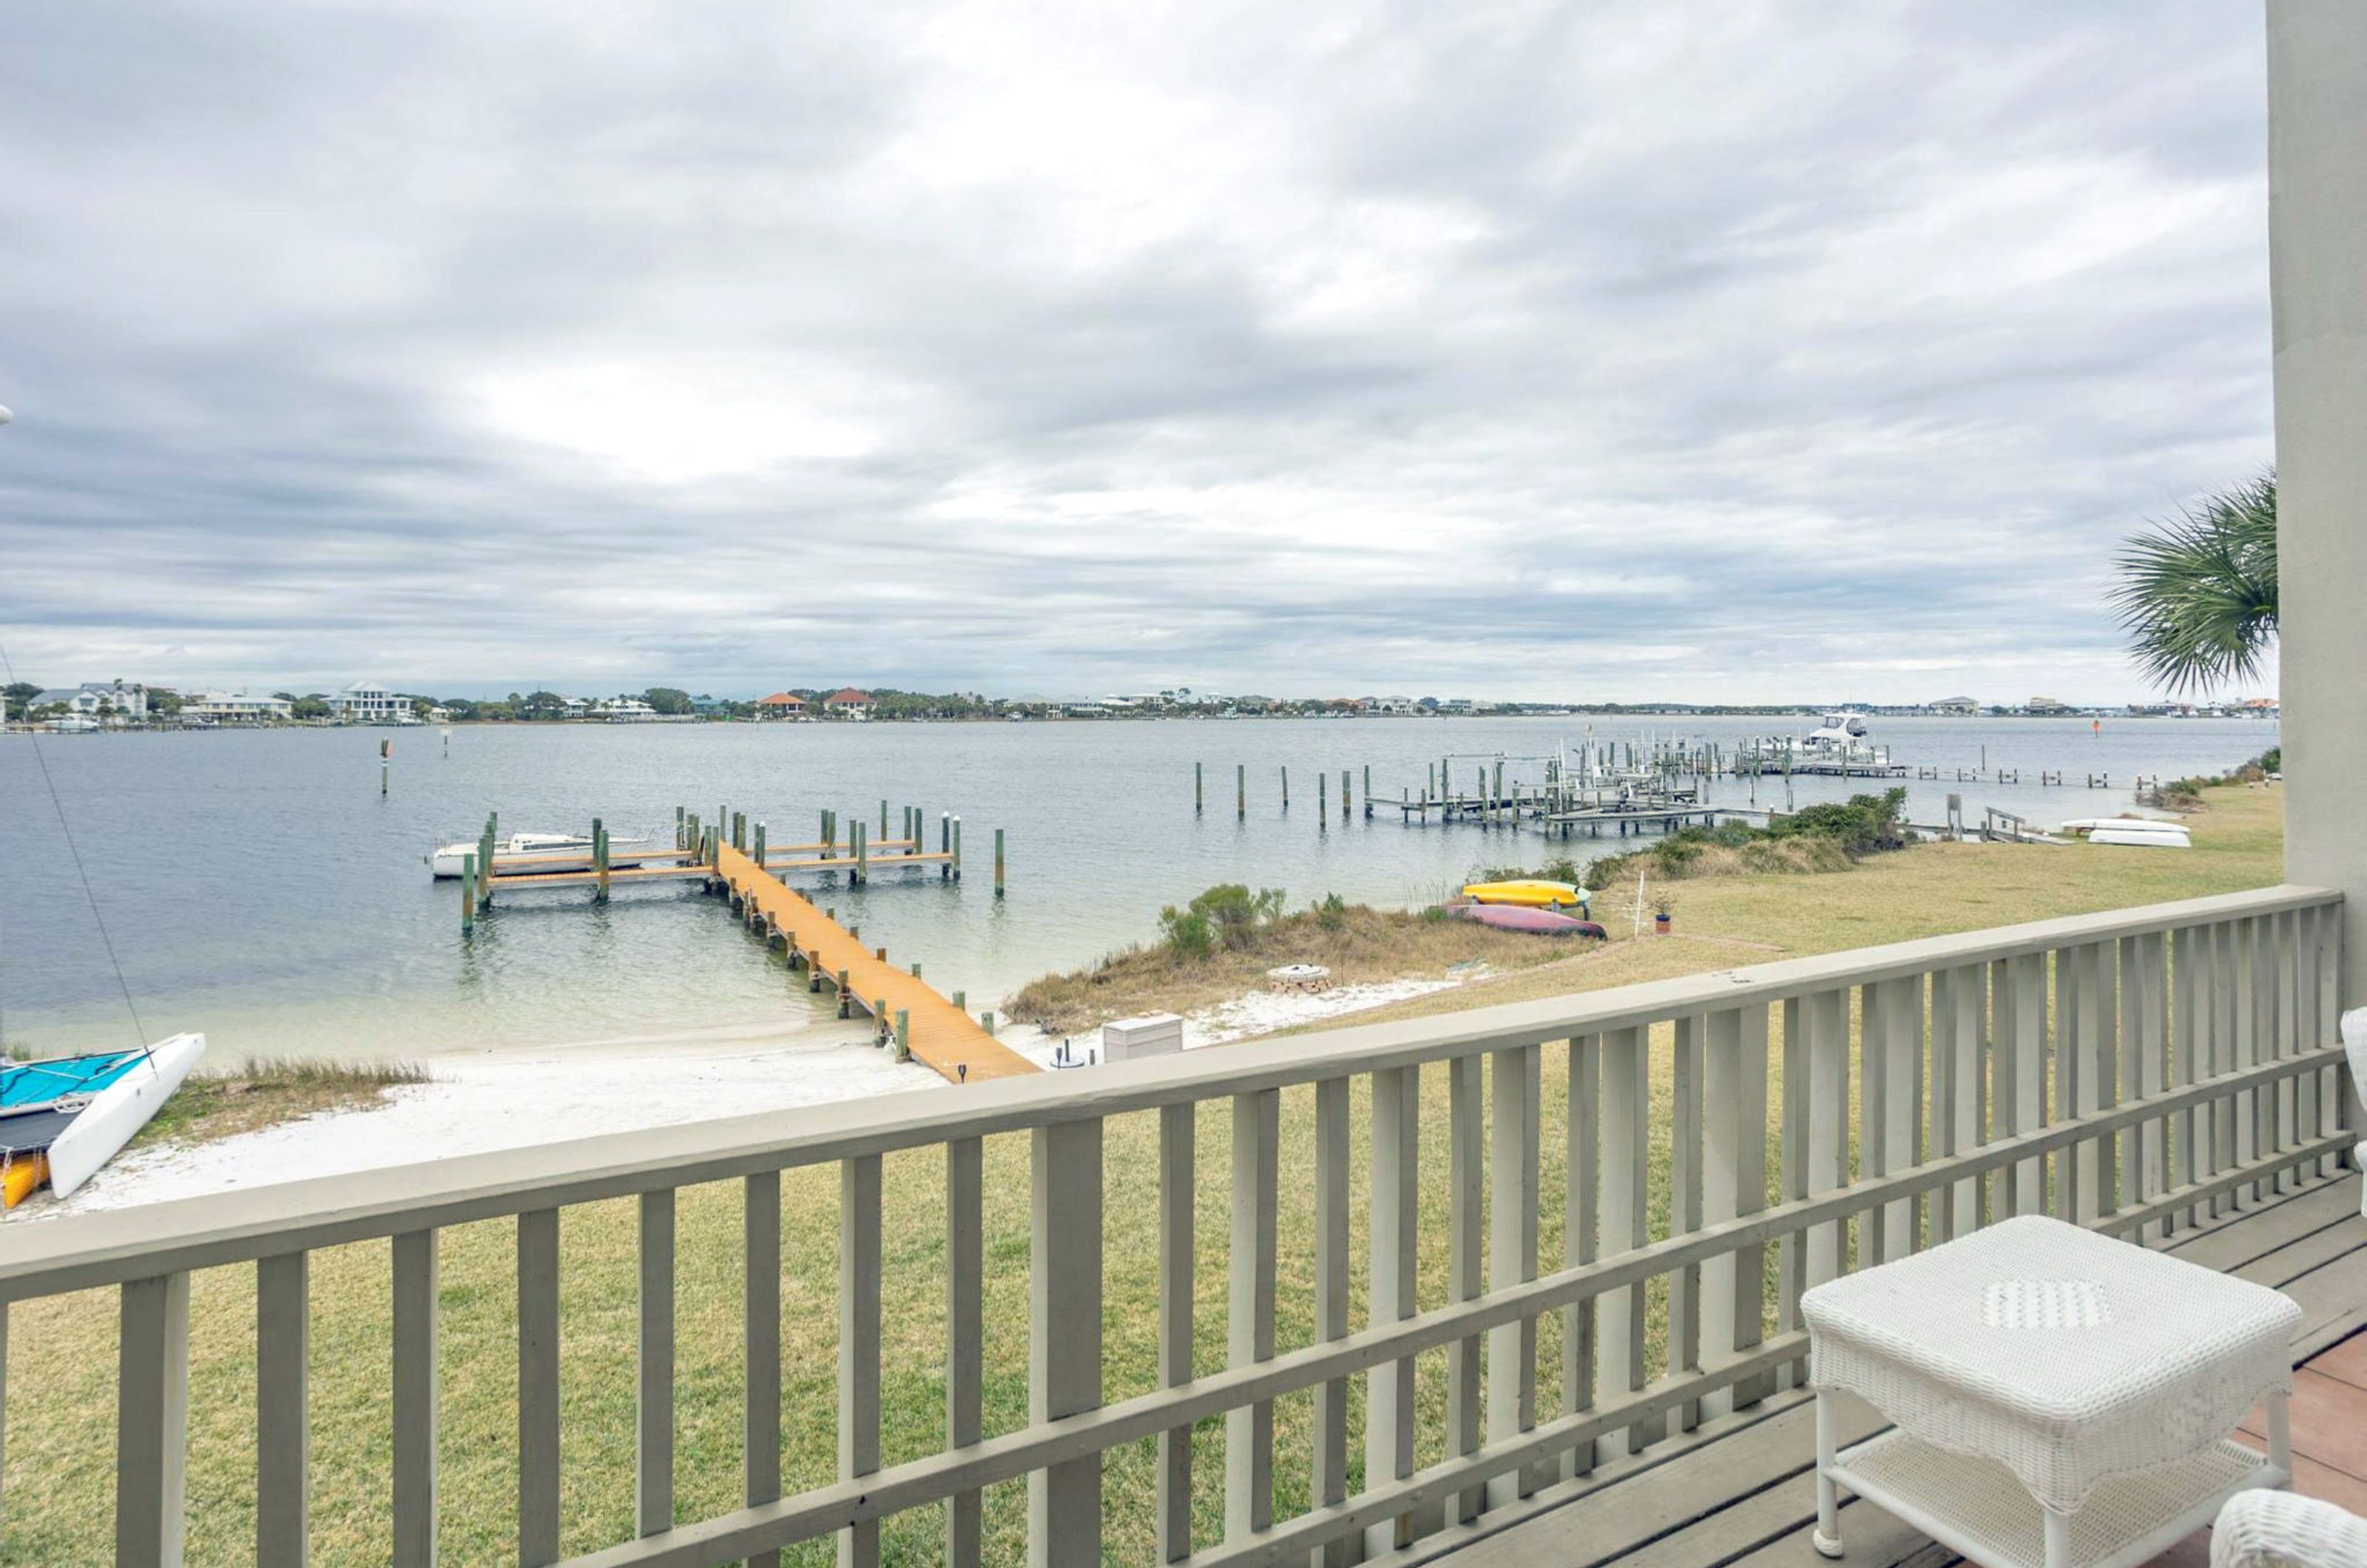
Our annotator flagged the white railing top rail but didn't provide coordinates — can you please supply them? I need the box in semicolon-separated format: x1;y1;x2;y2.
0;881;2337;1302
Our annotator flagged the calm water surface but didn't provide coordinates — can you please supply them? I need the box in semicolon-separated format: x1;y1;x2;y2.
0;716;2277;1060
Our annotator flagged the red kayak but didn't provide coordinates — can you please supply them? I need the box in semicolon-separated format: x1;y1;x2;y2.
1449;903;1607;939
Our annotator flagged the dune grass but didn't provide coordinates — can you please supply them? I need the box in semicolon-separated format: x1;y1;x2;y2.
129;1057;430;1152
0;785;2284;1567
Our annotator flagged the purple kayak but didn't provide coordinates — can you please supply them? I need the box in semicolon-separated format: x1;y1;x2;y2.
1450;903;1607;939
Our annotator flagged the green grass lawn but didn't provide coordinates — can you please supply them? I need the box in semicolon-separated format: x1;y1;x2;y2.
0;787;2284;1566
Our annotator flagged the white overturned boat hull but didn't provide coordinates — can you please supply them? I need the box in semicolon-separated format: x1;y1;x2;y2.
46;1032;206;1197
428;836;653;878
2089;826;2191;849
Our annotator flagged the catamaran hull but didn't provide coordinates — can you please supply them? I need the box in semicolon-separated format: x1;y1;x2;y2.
45;1032;206;1197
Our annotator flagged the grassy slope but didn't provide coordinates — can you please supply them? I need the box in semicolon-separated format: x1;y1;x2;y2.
0;787;2283;1567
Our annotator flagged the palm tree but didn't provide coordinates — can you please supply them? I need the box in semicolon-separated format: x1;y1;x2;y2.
2110;471;2279;694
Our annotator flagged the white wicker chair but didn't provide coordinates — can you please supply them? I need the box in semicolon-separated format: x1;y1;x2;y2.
2345;1010;2367;1219
2212;1490;2367;1568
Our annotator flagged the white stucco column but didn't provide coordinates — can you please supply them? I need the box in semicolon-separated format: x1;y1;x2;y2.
2269;0;2367;997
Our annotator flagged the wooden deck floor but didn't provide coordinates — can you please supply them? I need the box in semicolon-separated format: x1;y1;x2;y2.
1435;1169;2367;1568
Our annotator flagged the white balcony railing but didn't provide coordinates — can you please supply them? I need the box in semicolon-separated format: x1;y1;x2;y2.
0;885;2354;1568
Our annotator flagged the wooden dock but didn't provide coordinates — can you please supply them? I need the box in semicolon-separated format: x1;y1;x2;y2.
714;842;1037;1083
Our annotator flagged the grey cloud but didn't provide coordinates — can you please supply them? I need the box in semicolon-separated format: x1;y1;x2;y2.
0;0;2277;702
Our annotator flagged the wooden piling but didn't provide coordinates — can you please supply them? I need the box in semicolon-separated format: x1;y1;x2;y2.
594;820;610;903
952;817;963;880
837;970;851;1017
1363;765;1371;818
1341;768;1351;824
1281;766;1290;810
1195;763;1203;813
754;822;766;866
993;828;1005;898
1237;763;1246;820
855;822;868;883
1319;771;1328;824
461;853;476;933
894;1010;911;1059
675;805;686;850
879;800;889;839
981;1010;995;1035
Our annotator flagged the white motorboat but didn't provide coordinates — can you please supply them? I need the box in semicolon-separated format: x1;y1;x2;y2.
1803;711;1872;751
428;831;653;879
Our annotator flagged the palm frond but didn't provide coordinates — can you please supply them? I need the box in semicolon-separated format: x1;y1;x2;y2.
2110;471;2278;695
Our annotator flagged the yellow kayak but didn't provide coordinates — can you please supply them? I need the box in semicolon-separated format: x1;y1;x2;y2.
1461;879;1590;909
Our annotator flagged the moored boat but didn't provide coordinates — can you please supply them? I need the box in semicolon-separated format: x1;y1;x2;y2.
428;831;653;879
1460;879;1590;909
2089;825;2192;849
1449;904;1607;939
1;1033;206;1209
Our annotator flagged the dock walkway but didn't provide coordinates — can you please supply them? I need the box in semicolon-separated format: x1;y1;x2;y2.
715;843;1037;1084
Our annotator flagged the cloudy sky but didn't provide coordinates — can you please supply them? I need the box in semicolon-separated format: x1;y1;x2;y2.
0;1;2276;703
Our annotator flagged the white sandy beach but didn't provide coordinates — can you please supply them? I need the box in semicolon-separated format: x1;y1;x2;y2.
24;970;1483;1219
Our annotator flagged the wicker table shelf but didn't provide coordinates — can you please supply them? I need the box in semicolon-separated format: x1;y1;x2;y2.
1803;1216;2303;1568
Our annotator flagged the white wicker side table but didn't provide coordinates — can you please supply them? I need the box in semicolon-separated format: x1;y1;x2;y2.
1802;1215;2302;1568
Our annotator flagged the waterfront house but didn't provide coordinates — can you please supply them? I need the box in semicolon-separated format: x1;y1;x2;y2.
1928;695;1982;715
31;681;148;723
327;680;414;725
755;692;808;718
7;14;2364;1568
597;696;658;721
183;690;294;724
824;687;872;718
2025;695;2074;714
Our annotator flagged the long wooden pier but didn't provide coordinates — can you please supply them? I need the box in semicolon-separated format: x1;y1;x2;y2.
714;842;1036;1083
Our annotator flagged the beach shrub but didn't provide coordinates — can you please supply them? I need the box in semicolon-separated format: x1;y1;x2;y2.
1314;892;1349;932
1158;883;1285;958
1769;788;1910;854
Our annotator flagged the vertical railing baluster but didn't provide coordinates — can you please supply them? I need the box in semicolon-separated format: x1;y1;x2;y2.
1365;1067;1419;1556
1667;1017;1704;1437
257;1252;309;1568
2129;935;2168;1231
519;1210;561;1568
1564;1036;1600;1468
1855;984;1887;1261
1312;1078;1353;1564
2213;920;2239;1214
2096;940;2122;1218
1596;1026;1648;1458
118;1272;191;1568
1777;1001;1811;1388
1934;966;1983;1239
2237;919;2262;1202
1030;1119;1103;1568
746;1175;784;1568
2318;903;2352;1170
1486;1044;1540;1504
639;1190;676;1540
2277;909;2305;1186
2256;915;2283;1187
1870;976;1920;1257
2061;945;2094;1222
1800;993;1848;1288
392;1232;438;1568
2171;925;2202;1229
1157;1106;1195;1564
1226;1089;1279;1542
1447;1054;1484;1510
945;1143;982;1568
2005;953;2047;1215
841;1158;882;1568
1701;1005;1768;1418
